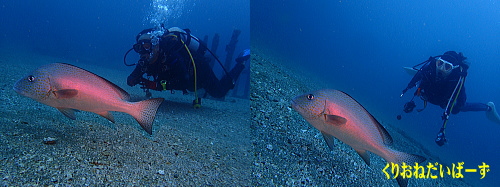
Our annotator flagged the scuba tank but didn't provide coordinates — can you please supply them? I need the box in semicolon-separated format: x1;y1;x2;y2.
123;25;234;109
161;27;206;56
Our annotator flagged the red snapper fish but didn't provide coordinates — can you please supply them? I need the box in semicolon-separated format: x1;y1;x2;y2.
291;89;425;187
13;63;164;134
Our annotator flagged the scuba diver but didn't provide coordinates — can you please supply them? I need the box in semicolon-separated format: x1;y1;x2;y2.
400;51;500;146
124;26;250;108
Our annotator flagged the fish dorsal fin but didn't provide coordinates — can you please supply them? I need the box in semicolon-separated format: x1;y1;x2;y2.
373;118;393;145
321;131;336;151
53;89;78;99
325;115;347;126
57;108;78;120
58;63;131;101
355;149;371;166
99;76;130;101
338;90;393;145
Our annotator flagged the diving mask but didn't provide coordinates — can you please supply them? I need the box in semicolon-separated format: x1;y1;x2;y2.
133;40;152;54
436;57;459;72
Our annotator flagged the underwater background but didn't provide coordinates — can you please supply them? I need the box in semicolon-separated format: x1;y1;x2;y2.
0;0;250;98
253;0;499;186
1;0;498;186
0;0;251;185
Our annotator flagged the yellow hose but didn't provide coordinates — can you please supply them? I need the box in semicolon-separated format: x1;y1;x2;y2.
180;37;200;108
442;73;466;130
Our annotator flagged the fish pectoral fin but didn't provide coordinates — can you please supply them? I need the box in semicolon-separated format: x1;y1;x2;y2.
325;115;347;126
53;89;78;99
321;131;336;151
57;108;78;120
97;111;115;123
355;149;371;166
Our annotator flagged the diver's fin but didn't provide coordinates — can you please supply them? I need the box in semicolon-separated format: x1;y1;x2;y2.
486;102;500;125
57;108;78;120
98;111;115;123
235;49;250;63
403;67;418;76
354;149;370;166
321;131;336;151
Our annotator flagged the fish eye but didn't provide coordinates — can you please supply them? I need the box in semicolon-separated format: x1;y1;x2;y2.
27;75;35;82
307;94;314;100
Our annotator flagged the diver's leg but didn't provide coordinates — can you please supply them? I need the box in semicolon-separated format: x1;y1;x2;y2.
198;61;234;98
200;50;247;98
461;102;500;125
459;102;489;112
208;63;245;98
226;63;245;84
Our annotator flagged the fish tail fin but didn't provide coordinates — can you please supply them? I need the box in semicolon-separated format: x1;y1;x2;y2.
384;150;426;187
129;98;164;135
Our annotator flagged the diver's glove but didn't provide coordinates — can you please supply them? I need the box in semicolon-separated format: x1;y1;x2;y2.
235;49;250;63
140;79;160;90
127;76;141;86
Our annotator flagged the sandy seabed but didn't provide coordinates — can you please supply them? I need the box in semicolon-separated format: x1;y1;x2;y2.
249;45;471;187
0;48;251;186
0;45;472;187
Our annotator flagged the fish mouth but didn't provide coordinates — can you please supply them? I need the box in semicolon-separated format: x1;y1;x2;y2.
290;99;298;109
12;85;27;97
12;86;22;94
289;100;305;115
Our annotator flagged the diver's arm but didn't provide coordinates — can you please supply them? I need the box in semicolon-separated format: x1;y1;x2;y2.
402;72;421;96
401;64;429;96
127;64;144;86
406;71;423;90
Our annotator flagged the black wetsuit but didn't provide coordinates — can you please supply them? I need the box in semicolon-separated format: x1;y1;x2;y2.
404;59;488;114
127;43;245;98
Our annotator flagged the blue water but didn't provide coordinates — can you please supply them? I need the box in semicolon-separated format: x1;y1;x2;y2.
253;0;499;186
0;0;250;97
2;0;498;186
